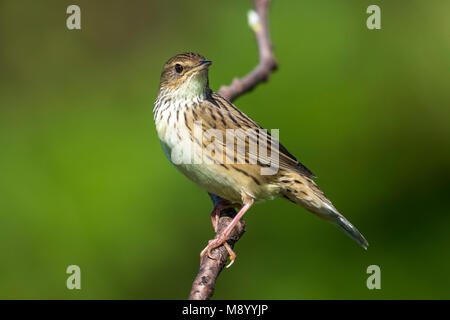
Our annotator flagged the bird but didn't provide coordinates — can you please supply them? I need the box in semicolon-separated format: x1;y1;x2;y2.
153;52;368;266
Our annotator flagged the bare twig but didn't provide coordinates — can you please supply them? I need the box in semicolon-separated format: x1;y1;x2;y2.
189;206;246;300
219;0;278;102
189;0;277;300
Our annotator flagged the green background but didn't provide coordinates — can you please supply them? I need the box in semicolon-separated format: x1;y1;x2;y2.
0;0;449;299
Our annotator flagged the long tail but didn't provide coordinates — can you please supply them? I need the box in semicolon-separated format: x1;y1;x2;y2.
278;171;368;249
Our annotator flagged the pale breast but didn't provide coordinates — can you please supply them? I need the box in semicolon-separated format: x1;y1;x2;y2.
154;95;280;203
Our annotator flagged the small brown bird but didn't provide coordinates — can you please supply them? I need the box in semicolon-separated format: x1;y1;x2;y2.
154;53;368;265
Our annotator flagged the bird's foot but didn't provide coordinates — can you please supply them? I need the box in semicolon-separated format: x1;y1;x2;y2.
200;235;237;268
201;196;254;268
210;200;240;232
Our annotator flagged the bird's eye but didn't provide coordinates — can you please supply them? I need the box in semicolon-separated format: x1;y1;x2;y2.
174;64;183;73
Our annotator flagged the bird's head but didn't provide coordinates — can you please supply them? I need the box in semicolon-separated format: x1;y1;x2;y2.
159;52;212;99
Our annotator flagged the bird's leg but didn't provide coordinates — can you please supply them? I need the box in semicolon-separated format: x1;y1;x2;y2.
210;199;240;232
201;196;254;267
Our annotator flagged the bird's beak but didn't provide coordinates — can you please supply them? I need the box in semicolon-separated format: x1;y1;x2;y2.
185;60;212;76
195;60;212;71
200;60;212;67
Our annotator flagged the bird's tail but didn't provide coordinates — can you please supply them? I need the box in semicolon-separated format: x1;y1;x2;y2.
278;171;368;249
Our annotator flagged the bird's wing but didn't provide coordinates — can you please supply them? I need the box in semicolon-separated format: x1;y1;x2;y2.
193;92;315;178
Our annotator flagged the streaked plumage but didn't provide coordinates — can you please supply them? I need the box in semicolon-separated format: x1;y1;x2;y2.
154;53;368;264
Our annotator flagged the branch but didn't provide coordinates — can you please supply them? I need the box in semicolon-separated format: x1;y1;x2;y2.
189;0;277;300
219;0;278;102
189;206;246;300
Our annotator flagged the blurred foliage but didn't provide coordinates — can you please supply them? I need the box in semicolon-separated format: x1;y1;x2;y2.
0;0;449;299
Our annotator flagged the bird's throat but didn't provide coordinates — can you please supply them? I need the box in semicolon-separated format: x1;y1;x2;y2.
154;72;209;122
167;71;209;103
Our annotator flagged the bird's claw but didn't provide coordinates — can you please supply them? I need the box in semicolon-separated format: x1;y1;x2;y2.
200;237;237;267
199;239;217;260
224;242;236;268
